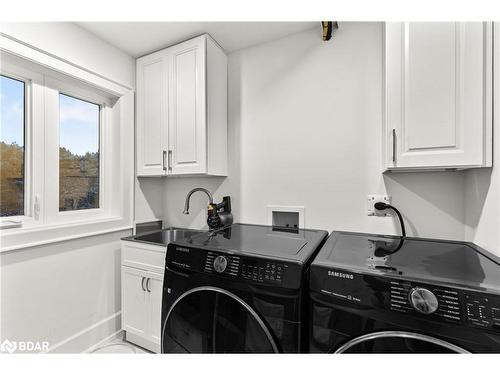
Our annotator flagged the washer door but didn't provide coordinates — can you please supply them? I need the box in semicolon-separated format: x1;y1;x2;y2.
334;331;469;353
162;287;279;353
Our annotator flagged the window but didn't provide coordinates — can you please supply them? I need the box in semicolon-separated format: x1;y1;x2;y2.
0;47;133;251
0;74;25;217
59;94;100;212
0;56;109;226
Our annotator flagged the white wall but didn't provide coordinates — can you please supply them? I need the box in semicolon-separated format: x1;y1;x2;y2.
0;23;135;352
134;178;166;225
0;22;135;88
163;22;468;241
464;22;500;256
0;231;126;352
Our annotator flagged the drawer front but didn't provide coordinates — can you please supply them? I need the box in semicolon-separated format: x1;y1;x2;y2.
122;242;166;273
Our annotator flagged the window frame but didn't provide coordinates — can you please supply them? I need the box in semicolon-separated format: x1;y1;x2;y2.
0;73;28;219
44;75;114;224
0;61;43;227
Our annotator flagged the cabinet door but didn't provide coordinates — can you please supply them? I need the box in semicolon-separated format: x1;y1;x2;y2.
385;22;492;169
146;271;164;349
121;266;148;338
168;36;207;175
136;51;169;176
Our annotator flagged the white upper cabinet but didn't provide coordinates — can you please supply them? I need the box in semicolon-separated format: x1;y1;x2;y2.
136;34;228;177
384;22;493;170
136;50;169;176
168;36;207;175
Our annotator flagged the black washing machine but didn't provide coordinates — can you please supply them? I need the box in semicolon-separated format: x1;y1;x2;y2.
161;223;328;353
309;231;500;353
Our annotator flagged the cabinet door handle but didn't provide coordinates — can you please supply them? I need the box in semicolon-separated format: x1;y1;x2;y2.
392;129;396;164
162;150;167;171
141;276;146;291
168;150;173;172
146;278;151;293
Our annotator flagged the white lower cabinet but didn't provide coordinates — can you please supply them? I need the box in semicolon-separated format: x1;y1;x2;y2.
121;241;166;353
147;272;164;346
121;266;148;338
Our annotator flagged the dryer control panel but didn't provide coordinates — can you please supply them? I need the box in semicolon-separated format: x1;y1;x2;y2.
166;244;301;289
309;266;500;332
388;280;461;324
464;293;500;330
389;281;500;331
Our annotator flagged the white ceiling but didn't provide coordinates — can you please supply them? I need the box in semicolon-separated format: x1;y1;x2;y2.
77;22;318;57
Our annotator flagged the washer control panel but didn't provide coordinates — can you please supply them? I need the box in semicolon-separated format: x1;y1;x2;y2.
241;259;286;284
167;244;302;289
464;293;500;330
204;252;240;276
201;250;293;287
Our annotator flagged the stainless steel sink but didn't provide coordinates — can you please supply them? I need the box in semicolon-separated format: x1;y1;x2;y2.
162;227;204;243
126;227;205;246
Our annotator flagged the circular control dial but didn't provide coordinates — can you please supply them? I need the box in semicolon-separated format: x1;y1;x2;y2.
213;255;228;273
409;287;439;314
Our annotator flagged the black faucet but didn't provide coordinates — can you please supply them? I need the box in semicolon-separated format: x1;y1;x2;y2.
182;188;233;230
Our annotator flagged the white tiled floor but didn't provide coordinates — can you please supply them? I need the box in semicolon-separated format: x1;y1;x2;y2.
89;332;152;354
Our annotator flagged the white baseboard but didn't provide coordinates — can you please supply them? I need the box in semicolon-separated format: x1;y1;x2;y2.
47;312;122;353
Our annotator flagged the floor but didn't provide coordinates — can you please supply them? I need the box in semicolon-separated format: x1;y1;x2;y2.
90;332;152;354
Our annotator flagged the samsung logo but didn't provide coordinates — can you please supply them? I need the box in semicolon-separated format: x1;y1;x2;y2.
328;270;354;279
175;247;190;253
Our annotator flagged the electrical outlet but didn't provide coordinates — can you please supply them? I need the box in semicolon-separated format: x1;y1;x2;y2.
367;195;391;216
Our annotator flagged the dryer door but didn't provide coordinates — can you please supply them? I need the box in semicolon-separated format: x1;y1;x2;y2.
334;331;469;353
162;286;279;353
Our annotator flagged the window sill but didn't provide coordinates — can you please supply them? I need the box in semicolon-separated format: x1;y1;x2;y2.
0;216;132;253
0;219;23;230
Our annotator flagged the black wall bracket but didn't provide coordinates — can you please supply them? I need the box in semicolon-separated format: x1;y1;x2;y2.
321;21;339;41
